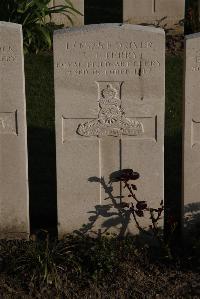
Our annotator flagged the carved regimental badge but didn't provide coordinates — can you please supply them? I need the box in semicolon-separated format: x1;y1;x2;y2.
77;81;144;137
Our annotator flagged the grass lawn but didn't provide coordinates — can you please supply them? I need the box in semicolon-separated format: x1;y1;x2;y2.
24;53;184;234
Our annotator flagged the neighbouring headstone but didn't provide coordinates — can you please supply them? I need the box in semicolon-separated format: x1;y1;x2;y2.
51;0;84;27
54;24;165;237
123;0;185;34
183;33;200;229
0;22;29;239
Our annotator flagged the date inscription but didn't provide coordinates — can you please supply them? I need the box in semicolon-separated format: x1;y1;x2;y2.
0;45;16;63
56;39;161;77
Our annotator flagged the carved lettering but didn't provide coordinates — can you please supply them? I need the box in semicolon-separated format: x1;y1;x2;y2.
196;55;200;64
58;39;161;78
0;56;15;62
56;58;160;77
0;45;16;63
0;45;14;52
105;69;130;75
191;51;200;71
66;40;153;51
106;51;136;59
192;66;200;71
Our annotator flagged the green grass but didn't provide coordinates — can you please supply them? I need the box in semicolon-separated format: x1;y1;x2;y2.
25;54;55;129
24;53;184;233
0;231;199;297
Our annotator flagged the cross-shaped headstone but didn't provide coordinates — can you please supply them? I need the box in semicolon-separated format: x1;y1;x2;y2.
183;32;200;214
62;81;156;202
54;24;165;237
0;22;29;239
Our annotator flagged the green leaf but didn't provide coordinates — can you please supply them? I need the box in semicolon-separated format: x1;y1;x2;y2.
0;0;81;53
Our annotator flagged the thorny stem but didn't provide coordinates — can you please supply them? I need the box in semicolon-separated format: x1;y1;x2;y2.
124;181;139;203
131;204;145;233
123;179;164;238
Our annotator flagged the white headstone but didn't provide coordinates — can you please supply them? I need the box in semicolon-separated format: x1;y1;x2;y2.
54;24;165;237
0;22;29;239
183;33;200;229
51;0;84;27
123;0;185;34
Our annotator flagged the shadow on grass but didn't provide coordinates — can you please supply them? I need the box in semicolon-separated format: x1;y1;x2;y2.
27;126;57;235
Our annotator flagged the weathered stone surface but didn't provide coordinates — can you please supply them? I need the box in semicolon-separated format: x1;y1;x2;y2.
183;33;200;229
54;24;165;237
51;0;84;27
123;0;185;34
0;22;29;239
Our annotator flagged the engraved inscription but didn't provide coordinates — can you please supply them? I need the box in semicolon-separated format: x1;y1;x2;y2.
56;40;161;77
191;119;200;147
0;45;16;63
191;50;200;72
56;57;160;77
0;111;18;134
77;82;144;137
65;41;153;51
